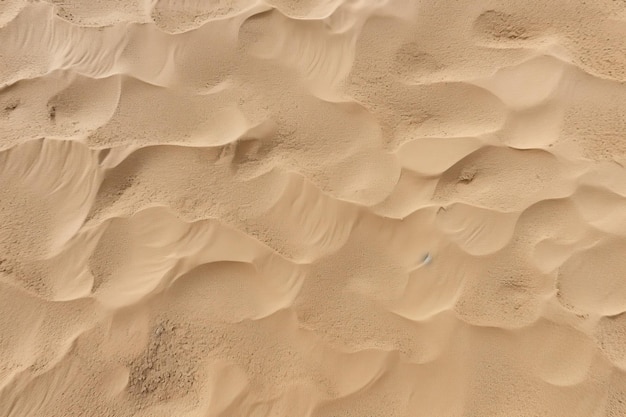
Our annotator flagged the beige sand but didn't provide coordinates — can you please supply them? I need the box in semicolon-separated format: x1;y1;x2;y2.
2;0;626;415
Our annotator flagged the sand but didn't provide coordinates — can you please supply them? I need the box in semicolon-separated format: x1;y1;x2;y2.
1;0;626;415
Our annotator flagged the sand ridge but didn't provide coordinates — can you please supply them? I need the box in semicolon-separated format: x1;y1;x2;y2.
2;0;626;415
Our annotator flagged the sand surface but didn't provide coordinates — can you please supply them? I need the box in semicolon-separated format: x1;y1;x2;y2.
2;0;626;416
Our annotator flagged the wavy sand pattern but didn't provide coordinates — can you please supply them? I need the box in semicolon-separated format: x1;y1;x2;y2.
2;0;626;415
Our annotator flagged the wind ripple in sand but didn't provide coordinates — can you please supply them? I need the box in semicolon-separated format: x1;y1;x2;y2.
3;0;626;416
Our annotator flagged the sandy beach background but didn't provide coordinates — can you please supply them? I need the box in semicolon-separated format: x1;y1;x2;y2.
2;0;626;415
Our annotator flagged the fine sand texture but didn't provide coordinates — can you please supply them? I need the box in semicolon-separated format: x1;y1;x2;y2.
2;0;626;416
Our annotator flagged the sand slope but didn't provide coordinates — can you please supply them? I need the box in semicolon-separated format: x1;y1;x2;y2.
2;0;626;415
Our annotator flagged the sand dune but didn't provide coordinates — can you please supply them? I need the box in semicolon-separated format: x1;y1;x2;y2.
2;0;626;415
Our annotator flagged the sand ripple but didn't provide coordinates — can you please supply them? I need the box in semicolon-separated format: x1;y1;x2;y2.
2;0;626;416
